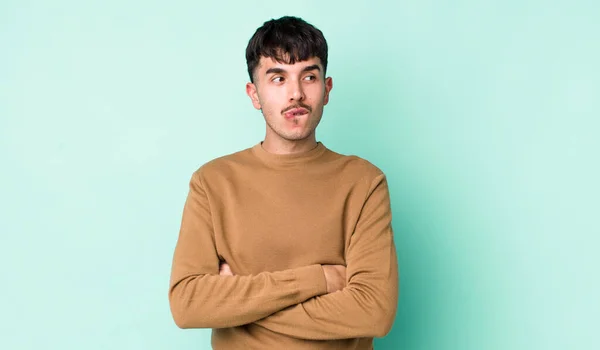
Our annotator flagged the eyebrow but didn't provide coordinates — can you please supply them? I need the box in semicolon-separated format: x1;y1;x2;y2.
265;64;321;75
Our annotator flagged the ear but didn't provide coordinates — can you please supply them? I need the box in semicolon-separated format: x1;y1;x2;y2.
246;82;262;110
323;77;333;106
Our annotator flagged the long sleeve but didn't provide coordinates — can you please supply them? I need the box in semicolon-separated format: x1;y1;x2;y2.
168;171;328;329
253;174;399;339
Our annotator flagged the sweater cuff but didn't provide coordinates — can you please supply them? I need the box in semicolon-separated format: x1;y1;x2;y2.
293;264;328;300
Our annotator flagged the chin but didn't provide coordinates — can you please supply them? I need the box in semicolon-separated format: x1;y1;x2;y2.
285;132;313;141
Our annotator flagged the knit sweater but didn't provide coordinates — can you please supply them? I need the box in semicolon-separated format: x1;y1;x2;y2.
168;142;399;349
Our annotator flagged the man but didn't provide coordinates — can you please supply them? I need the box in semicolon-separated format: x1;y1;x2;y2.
169;16;399;349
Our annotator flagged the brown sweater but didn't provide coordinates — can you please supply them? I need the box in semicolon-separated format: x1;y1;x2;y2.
169;142;399;349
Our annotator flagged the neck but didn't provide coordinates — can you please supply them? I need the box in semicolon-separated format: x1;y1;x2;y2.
261;135;318;155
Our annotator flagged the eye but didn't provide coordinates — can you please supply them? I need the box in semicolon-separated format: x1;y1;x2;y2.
304;75;316;81
272;76;284;83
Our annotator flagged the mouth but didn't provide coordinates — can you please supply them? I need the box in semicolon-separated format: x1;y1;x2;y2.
284;107;309;119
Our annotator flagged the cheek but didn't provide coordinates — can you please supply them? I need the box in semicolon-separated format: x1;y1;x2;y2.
258;97;281;117
260;98;277;113
310;85;326;101
259;90;283;107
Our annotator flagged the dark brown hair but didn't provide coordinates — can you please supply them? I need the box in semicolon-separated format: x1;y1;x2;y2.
245;16;328;83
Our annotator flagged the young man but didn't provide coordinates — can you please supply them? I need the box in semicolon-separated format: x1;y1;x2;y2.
169;16;399;349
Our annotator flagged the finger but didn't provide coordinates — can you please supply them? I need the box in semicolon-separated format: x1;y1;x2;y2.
220;263;233;276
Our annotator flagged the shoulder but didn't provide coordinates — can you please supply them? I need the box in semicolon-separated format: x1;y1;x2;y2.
326;148;385;183
191;146;254;182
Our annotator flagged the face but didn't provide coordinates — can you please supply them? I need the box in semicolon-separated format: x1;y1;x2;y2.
246;56;333;144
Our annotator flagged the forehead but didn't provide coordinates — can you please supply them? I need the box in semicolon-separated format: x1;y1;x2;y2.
257;56;323;73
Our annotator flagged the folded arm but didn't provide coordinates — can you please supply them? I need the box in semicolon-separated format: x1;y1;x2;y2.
253;174;399;339
168;171;328;329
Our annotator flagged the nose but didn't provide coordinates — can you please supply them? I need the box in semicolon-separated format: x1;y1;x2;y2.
288;79;305;102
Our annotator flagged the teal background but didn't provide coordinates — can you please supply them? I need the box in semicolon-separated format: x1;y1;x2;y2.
1;1;598;349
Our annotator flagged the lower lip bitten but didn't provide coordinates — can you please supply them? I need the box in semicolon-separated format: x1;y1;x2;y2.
285;113;307;119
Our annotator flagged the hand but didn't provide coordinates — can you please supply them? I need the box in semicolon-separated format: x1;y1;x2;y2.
322;265;346;293
219;262;234;276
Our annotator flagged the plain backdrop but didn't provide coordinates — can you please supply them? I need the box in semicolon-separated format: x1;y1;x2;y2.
1;1;598;349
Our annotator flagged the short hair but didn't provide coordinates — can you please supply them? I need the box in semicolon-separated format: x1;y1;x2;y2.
245;16;328;83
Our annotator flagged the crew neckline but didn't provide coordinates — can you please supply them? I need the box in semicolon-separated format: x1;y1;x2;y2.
251;141;328;167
